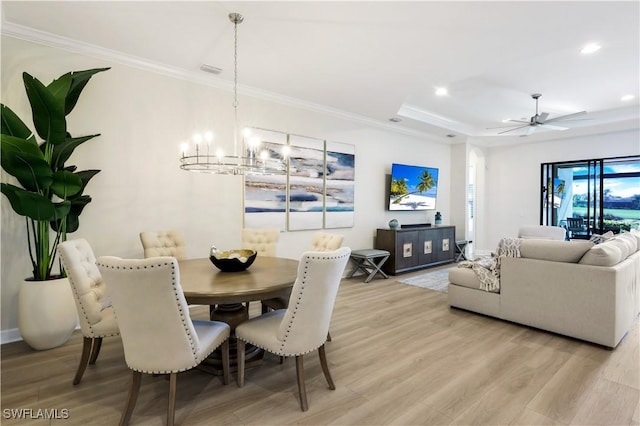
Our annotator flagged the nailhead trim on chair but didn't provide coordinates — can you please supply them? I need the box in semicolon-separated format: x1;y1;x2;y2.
97;258;222;374
239;250;351;357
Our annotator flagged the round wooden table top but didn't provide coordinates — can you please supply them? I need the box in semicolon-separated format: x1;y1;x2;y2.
178;256;299;305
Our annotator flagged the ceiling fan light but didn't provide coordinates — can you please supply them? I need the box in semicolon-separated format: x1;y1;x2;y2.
580;43;601;55
435;87;448;96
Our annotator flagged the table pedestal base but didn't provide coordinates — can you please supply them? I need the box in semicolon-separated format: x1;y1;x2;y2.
198;302;264;376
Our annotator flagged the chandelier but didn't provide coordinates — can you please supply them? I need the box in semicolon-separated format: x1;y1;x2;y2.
179;13;288;175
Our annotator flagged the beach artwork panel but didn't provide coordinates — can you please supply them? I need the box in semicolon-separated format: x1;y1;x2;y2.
287;135;325;231
325;141;355;228
389;164;438;211
243;128;288;230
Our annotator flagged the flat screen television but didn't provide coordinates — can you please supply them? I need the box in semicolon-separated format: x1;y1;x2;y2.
388;163;439;211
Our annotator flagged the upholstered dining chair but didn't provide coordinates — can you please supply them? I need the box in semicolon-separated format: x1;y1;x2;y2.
139;230;187;260
96;256;230;426
236;247;351;411
241;228;280;256
309;231;345;252
261;231;344;315
58;239;120;386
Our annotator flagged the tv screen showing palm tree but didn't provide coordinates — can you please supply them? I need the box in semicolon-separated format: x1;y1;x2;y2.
389;163;439;211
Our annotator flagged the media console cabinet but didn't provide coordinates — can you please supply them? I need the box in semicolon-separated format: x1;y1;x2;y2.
375;226;455;275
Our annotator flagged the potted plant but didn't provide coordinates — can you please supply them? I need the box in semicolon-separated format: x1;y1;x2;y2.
1;67;109;349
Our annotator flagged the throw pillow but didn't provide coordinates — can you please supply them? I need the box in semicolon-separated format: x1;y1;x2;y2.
520;240;593;263
589;230;614;244
579;243;624;266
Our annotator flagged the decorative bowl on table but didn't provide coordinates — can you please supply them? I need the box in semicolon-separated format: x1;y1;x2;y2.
209;249;257;272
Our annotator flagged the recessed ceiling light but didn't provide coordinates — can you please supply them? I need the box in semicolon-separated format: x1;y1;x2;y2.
435;87;448;96
621;94;635;101
502;118;511;123
580;43;601;55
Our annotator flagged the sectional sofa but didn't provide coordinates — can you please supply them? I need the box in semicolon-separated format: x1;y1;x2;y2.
448;231;640;348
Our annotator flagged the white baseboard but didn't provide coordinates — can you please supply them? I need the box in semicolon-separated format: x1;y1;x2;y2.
1;328;23;345
1;325;83;345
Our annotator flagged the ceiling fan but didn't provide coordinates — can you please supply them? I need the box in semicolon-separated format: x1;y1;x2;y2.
494;93;587;136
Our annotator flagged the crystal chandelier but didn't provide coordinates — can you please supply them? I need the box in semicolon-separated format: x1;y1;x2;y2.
179;13;288;175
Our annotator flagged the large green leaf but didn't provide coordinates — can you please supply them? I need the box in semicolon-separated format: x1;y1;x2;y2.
50;169;99;233
64;68;110;115
51;134;99;170
50;170;82;199
1;183;58;220
51;194;91;233
73;169;101;190
23;72;67;146
0;134;52;192
1;104;37;143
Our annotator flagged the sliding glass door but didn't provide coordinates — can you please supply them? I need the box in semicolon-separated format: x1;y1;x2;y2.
541;155;640;239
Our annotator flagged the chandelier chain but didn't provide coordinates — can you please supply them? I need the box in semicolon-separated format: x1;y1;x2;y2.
179;12;287;175
233;18;239;109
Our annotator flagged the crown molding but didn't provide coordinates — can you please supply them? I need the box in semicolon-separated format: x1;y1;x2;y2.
1;21;442;142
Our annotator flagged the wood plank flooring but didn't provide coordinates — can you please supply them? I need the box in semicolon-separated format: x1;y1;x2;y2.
2;266;639;425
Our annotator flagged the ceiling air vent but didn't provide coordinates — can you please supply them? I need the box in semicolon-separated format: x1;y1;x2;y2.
200;64;222;74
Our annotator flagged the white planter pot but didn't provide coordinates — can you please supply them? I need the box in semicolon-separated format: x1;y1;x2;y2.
18;277;78;350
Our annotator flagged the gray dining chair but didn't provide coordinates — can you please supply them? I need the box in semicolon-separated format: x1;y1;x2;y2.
97;256;230;426
58;239;120;385
235;247;351;411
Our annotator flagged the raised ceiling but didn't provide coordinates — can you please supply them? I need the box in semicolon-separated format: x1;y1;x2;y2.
2;1;639;144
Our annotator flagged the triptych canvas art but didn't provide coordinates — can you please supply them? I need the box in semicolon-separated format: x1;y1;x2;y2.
243;128;355;231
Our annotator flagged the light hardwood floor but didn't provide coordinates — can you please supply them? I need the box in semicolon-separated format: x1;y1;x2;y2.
2;266;639;425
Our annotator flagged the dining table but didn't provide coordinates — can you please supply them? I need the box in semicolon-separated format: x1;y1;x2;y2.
178;256;299;374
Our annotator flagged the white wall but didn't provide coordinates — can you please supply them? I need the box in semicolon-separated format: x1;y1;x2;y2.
481;129;640;251
0;36;452;335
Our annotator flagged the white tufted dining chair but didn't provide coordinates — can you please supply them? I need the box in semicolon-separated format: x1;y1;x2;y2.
261;231;344;316
58;239;120;385
139;230;187;260
236;247;351;411
241;228;280;256
261;231;344;318
96;256;230;426
309;232;344;252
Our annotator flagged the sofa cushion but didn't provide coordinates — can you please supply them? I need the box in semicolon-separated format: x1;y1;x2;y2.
449;267;482;290
579;242;624;266
629;230;640;250
613;233;638;254
519;240;594;263
608;237;632;259
518;225;566;240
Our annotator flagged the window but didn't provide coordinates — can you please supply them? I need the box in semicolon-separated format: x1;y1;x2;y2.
541;155;640;238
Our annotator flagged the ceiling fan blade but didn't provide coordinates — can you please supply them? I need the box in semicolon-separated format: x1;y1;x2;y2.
487;124;528;129
507;119;531;124
498;124;530;134
537;112;549;123
541;124;568;131
545;111;587;123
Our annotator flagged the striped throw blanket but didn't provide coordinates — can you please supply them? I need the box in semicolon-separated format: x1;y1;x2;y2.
458;238;521;292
